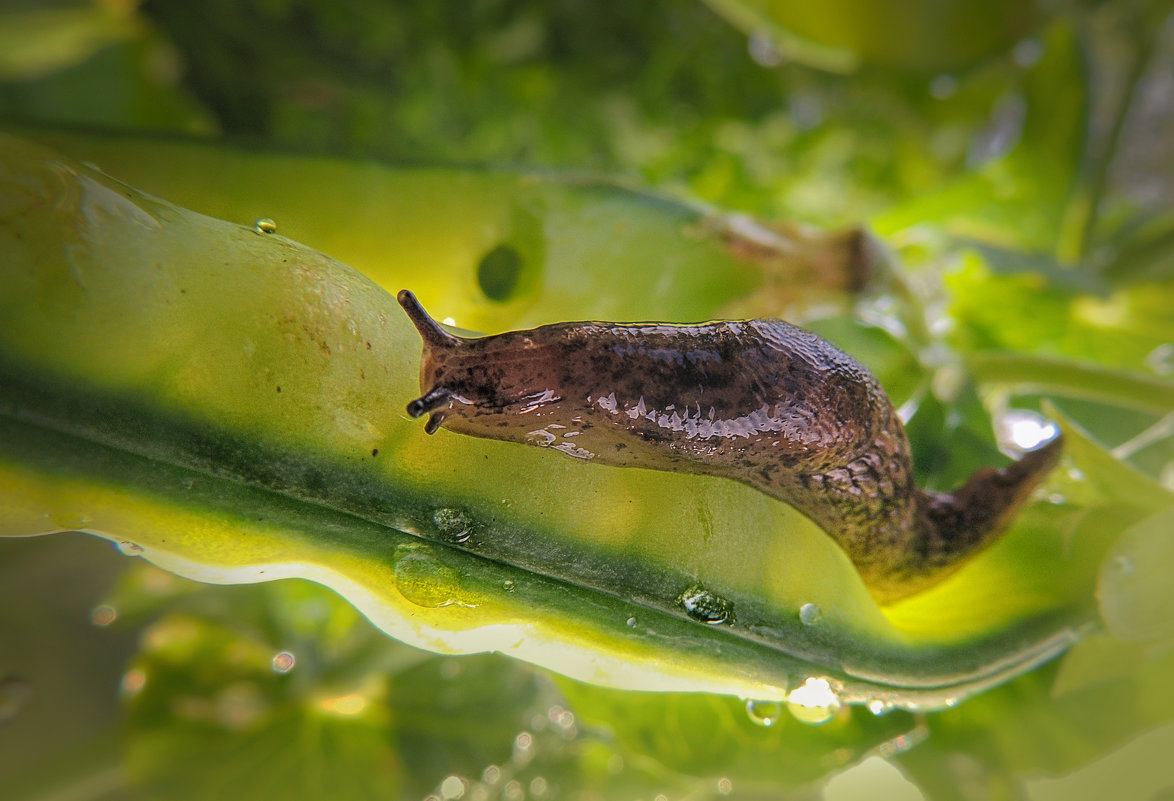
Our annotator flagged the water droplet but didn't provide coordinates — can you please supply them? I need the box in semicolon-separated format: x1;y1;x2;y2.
432;507;475;544
548;705;575;732
677;584;735;625
867;699;894;716
90;604;117;627
716;777;733;796
116;540;144;556
254;217;277;234
271;651;296;673
503;579;516;592
744;699;784;727
786;677;842;725
529;777;548;798
440;775;467;800
996;409;1059;453
513;731;534;759
799;603;822;626
482;765;502;785
393;544;461;608
625;616;638;629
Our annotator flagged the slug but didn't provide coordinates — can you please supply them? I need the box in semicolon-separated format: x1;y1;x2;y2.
398;290;1062;604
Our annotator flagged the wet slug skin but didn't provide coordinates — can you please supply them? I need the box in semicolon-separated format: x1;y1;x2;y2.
398;290;1062;604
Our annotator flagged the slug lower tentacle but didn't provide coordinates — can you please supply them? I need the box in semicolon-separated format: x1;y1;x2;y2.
398;289;1062;604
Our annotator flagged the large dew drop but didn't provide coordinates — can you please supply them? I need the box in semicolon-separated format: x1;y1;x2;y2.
393;544;462;608
786;677;842;725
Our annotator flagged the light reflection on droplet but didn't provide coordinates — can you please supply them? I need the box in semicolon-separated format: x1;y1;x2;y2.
626;616;638;629
996;409;1058;452
745;698;784;727
90;604;117;627
513;731;534;765
799;602;822;626
440;775;467;800
786;677;842;725
254;217;277;234
271;651;296;673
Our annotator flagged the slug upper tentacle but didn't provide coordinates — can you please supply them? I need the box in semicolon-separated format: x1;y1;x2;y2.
397;289;1062;604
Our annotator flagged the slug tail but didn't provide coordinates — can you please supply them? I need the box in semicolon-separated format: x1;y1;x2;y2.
918;433;1065;576
397;290;459;350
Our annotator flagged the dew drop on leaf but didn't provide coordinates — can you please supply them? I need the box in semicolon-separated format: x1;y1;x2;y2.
786;677;843;725
677;584;735;625
799;602;822;626
432;507;474;544
393;544;461;608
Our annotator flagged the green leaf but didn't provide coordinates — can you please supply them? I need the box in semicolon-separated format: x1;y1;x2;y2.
0;131;1116;713
1098;506;1174;642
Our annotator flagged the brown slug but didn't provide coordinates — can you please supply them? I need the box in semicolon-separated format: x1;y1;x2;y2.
398;290;1063;604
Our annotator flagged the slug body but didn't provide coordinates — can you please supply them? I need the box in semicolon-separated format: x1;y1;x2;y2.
398;290;1062;604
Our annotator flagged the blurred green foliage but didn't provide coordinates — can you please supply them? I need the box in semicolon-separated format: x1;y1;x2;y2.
2;0;1174;800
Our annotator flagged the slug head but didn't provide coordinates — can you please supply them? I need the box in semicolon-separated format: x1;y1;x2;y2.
398;290;572;439
398;290;463;434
